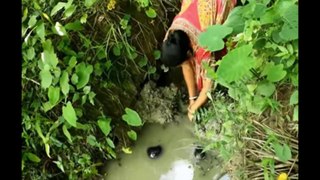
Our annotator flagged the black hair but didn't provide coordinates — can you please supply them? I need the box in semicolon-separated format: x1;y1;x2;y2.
160;30;192;67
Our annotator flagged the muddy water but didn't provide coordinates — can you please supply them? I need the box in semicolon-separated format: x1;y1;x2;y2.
104;114;225;180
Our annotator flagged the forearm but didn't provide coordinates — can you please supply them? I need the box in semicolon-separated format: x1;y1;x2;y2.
181;60;197;99
189;78;212;113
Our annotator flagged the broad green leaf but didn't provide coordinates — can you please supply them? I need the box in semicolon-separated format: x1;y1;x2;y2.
122;147;132;154
65;20;84;31
69;56;77;67
80;14;88;24
51;2;66;16
267;64;287;82
87;135;99;147
26;47;35;60
122;108;143;126
127;130;137;141
256;82;275;97
145;8;157;18
43;102;54;112
36;22;45;42
247;84;257;93
253;3;267;18
42;40;58;68
223;6;245;34
273;143;292;162
60;71;69;95
54;22;67;36
62;124;73;143
199;25;233;52
106;137;115;148
217;45;255;83
62;101;77;127
246;95;266;114
153;50;161;60
148;67;156;74
289;90;298;105
75;62;93;89
45;143;51;158
71;74;78;84
40;69;52;89
83;86;91;94
64;5;76;18
138;57;148;67
279;23;298;42
112;45;121;56
293;105;298;121
26;153;41;163
85;0;97;8
28;15;37;27
48;86;60;105
98;118;112;136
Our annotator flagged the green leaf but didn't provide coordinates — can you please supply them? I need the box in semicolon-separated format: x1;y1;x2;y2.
45;143;51;158
138;57;148;67
145;7;157;18
253;3;267;18
87;135;99;147
36;22;45;42
28;15;37;27
65;21;84;31
43;102;54;112
153;50;161;60
50;2;66;16
42;40;59;68
62;124;73;143
122;108;143;126
112;45;121;56
97;118;112;136
26;47;35;60
217;45;255;83
62;101;77;127
48;86;60;105
127;130;137;141
199;25;233;52
273;143;292;162
64;5;76;18
138;0;149;7
54;22;67;36
293;105;298;121
88;91;96;105
148;66;156;74
75;62;93;89
256;82;276;97
26;153;41;163
71;74;78;84
53;160;65;173
122;147;132;154
80;13;88;24
266;64;287;82
83;86;91;94
40;69;53;89
60;71;70;95
85;0;97;8
223;6;245;35
69;56;77;67
289;90;298;105
106;138;115;148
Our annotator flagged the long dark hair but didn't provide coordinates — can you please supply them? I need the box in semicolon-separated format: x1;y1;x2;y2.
160;30;193;67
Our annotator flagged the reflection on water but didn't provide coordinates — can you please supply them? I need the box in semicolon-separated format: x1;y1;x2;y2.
104;114;225;180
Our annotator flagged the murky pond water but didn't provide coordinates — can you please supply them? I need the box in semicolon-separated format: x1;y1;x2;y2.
104;114;226;180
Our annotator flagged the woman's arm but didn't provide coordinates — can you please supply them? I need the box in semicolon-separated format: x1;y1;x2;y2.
181;60;197;106
189;77;212;113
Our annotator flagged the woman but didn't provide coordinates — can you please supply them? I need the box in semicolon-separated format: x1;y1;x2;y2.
161;0;237;121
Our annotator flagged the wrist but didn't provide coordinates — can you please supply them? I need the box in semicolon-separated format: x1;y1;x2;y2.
189;96;198;100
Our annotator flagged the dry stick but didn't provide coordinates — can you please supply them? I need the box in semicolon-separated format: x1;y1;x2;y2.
288;154;298;176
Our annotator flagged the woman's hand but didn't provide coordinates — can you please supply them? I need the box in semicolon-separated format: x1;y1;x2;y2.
187;104;196;121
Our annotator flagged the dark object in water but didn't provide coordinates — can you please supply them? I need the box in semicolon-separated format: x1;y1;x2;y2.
194;146;206;160
147;145;162;159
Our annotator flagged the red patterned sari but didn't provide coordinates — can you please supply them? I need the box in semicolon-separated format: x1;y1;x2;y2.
164;0;237;91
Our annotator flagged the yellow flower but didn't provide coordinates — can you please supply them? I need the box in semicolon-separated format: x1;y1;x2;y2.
277;173;288;180
107;0;116;11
